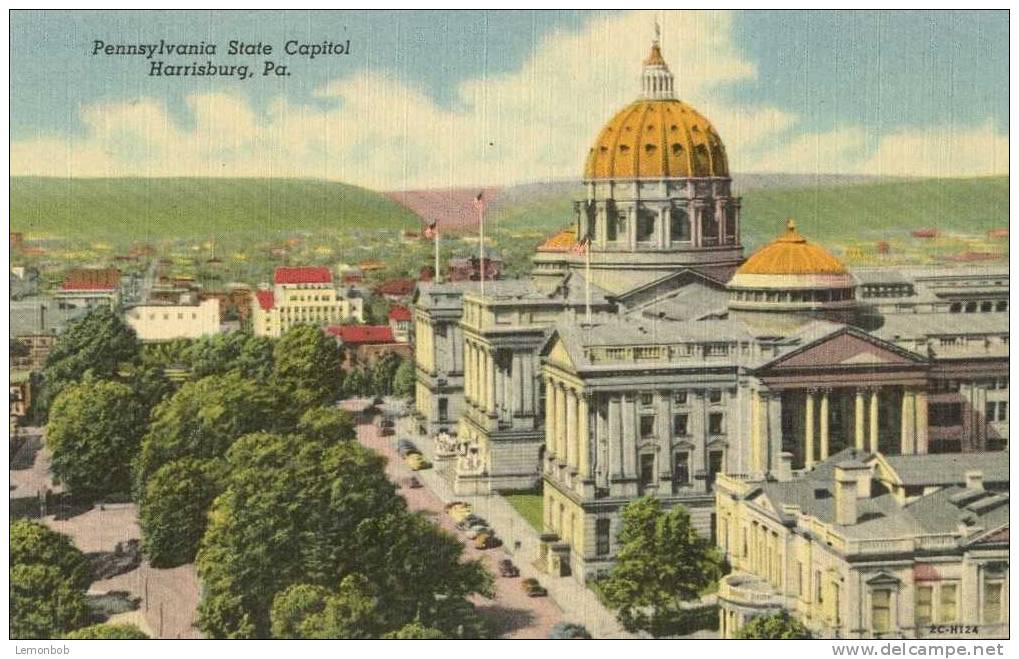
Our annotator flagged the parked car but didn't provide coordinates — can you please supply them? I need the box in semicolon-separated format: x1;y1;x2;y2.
549;623;592;639
521;577;547;597
397;439;418;455
405;453;431;471
405;476;422;489
377;417;395;428
498;559;519;578
456;514;487;530
464;525;489;540
447;502;472;522
473;530;497;549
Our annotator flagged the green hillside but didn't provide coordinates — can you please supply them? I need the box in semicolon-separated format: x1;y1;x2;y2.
10;177;418;242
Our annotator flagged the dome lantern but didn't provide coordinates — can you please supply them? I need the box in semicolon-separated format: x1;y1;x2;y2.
641;23;676;100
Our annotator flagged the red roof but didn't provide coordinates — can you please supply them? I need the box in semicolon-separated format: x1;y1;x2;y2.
326;325;395;345
61;268;120;291
255;290;275;311
274;266;332;285
388;305;412;322
374;278;416;296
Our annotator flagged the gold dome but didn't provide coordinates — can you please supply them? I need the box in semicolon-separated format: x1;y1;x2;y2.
583;99;729;180
737;220;847;276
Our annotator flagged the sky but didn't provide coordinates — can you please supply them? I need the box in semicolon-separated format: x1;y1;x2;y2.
10;10;1008;189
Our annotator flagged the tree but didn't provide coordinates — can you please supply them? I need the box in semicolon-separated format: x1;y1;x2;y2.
342;367;369;398
600;497;724;637
549;622;593;639
392;359;416;399
139;458;226;567
64;623;149;639
47;377;147;499
185;332;273;381
135;372;283;490
370;352;402;396
297;407;356;444
270;574;384;639
272;325;343;408
196;432;491;639
10;521;92;640
735;611;812;640
11;520;91;591
39;305;139;418
10;337;30;358
383;621;445;640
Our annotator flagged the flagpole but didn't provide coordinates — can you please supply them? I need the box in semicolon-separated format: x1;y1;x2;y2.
434;223;441;284
585;238;592;325
478;195;485;299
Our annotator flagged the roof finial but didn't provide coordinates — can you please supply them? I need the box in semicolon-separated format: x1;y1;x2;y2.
654;19;661;45
786;218;797;232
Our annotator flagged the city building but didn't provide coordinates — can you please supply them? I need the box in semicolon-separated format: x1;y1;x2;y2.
411;33;1009;606
388;305;412;342
327;325;412;368
715;450;1008;639
125;295;221;342
251;266;364;337
54;267;121;309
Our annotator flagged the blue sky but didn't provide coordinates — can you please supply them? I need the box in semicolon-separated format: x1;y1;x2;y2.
10;10;1008;187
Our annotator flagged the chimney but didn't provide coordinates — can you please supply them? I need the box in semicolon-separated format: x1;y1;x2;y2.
965;470;984;491
776;452;794;482
834;461;870;526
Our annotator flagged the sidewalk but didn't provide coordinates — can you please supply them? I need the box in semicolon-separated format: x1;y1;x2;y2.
393;414;635;639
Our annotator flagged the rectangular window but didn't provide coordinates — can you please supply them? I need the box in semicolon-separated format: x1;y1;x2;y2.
674;391;688;405
708;389;723;404
673;413;689;436
929;403;963;427
832;582;841;625
915;585;933;626
595;518;611;556
709;412;724;435
796;561;804;598
815;570;824;605
983;581;1003;624
673;452;690;485
640;415;656;439
438;398;448;422
939;584;957;623
707;450;724;489
640;392;654;407
639;454;655;490
872;589;891;633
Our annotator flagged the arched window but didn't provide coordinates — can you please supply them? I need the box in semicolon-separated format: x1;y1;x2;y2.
637;206;656;243
606;206;618;241
671;206;691;242
701;206;718;243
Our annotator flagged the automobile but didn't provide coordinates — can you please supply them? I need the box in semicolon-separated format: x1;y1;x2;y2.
455;515;486;531
447;502;472;522
377;417;395;428
405;453;431;471
473;530;496;549
497;559;519;578
397;439;417;452
463;525;489;540
549;623;592;639
373;397;385;405
521;578;547;597
379;426;395;437
444;501;468;512
404;476;422;489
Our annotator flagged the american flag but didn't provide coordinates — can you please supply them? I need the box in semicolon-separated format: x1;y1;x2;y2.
571;235;590;255
423;219;438;240
473;191;486;213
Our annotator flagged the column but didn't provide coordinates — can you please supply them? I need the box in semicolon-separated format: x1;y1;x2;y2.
556;384;567;463
545;377;556;461
465;342;474;402
804;390;816;469
608;395;623;478
900;389;916;455
566;389;578;471
915;390;928;454
512;353;522;415
854;389;865;451
819;390;830;461
751;391;762;473
692;203;703;247
661;207;671;246
578;394;590;479
716;199;726;244
523;356;534;415
869;389;880;454
622;395;637;478
486;350;496;415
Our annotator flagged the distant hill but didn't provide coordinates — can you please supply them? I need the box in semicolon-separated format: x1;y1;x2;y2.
471;175;1008;251
385;187;501;234
10;177;419;242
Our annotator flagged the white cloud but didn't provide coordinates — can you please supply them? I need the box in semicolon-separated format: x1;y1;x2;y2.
9;10;1008;187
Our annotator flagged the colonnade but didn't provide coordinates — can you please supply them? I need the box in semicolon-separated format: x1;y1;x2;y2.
463;338;537;420
545;376;590;478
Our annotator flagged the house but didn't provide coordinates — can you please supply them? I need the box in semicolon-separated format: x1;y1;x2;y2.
326;325;411;368
374;278;416;301
251;266;364;337
388;305;412;342
125;295;222;342
54;267;121;309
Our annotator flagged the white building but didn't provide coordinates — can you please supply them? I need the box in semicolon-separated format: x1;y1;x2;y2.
251;266;364;337
125;296;221;341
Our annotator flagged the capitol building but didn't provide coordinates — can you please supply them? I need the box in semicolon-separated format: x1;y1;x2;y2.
412;35;1008;638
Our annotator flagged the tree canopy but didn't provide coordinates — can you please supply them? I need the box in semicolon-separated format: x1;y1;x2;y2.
735;610;812;640
600;497;725;637
64;623;150;639
46;377;147;499
139;457;226;568
392;359;416;399
10;521;92;639
296;406;356;445
185;332;274;381
196;432;491;639
272;325;343;408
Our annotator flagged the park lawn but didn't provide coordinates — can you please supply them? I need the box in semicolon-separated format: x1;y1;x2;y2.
503;492;543;532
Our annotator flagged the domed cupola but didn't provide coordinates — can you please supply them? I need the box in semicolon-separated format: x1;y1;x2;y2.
534;26;745;292
728;219;858;320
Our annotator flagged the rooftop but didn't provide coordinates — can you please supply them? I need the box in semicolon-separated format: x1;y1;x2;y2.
274;266;332;285
326;325;395;345
60;267;121;291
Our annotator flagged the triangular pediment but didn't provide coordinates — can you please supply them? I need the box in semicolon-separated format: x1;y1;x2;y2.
762;327;927;372
613;268;727;307
546;336;576;370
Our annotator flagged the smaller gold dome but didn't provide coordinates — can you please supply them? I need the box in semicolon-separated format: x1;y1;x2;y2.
736;219;847;276
538;228;578;252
